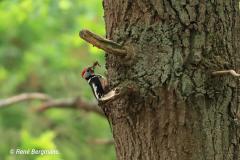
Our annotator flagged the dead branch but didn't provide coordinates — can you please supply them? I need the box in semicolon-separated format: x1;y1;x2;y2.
37;97;104;117
87;138;114;145
0;93;51;108
79;29;127;57
212;70;240;77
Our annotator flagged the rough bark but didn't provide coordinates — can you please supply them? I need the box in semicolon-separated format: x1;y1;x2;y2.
101;0;240;160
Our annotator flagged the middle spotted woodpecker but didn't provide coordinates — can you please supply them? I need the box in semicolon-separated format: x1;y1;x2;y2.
81;61;106;100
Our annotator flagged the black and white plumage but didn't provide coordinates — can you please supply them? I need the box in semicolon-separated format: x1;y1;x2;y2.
87;75;105;100
82;62;117;101
81;64;106;100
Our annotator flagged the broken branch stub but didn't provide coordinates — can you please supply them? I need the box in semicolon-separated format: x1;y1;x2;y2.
99;81;138;104
79;29;127;57
212;70;240;77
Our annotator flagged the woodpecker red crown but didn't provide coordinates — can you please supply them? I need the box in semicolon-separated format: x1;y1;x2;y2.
81;68;87;78
81;68;94;78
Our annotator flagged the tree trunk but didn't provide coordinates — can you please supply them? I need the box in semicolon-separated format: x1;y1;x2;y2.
102;0;240;160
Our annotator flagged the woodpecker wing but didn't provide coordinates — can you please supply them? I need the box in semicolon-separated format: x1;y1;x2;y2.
96;74;108;90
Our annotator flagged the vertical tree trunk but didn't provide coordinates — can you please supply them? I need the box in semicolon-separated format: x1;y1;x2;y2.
102;0;240;159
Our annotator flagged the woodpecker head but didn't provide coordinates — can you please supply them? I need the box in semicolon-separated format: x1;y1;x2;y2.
81;68;94;79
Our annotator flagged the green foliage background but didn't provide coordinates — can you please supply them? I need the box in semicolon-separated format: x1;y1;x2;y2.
0;0;114;159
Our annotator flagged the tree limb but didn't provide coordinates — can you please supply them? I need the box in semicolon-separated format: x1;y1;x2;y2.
212;70;240;77
79;29;127;57
87;138;114;145
0;93;104;117
37;97;104;117
0;93;51;108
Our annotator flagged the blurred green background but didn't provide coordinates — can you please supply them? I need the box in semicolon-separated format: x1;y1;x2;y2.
0;0;115;159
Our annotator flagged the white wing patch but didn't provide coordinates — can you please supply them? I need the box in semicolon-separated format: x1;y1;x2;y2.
92;83;99;99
